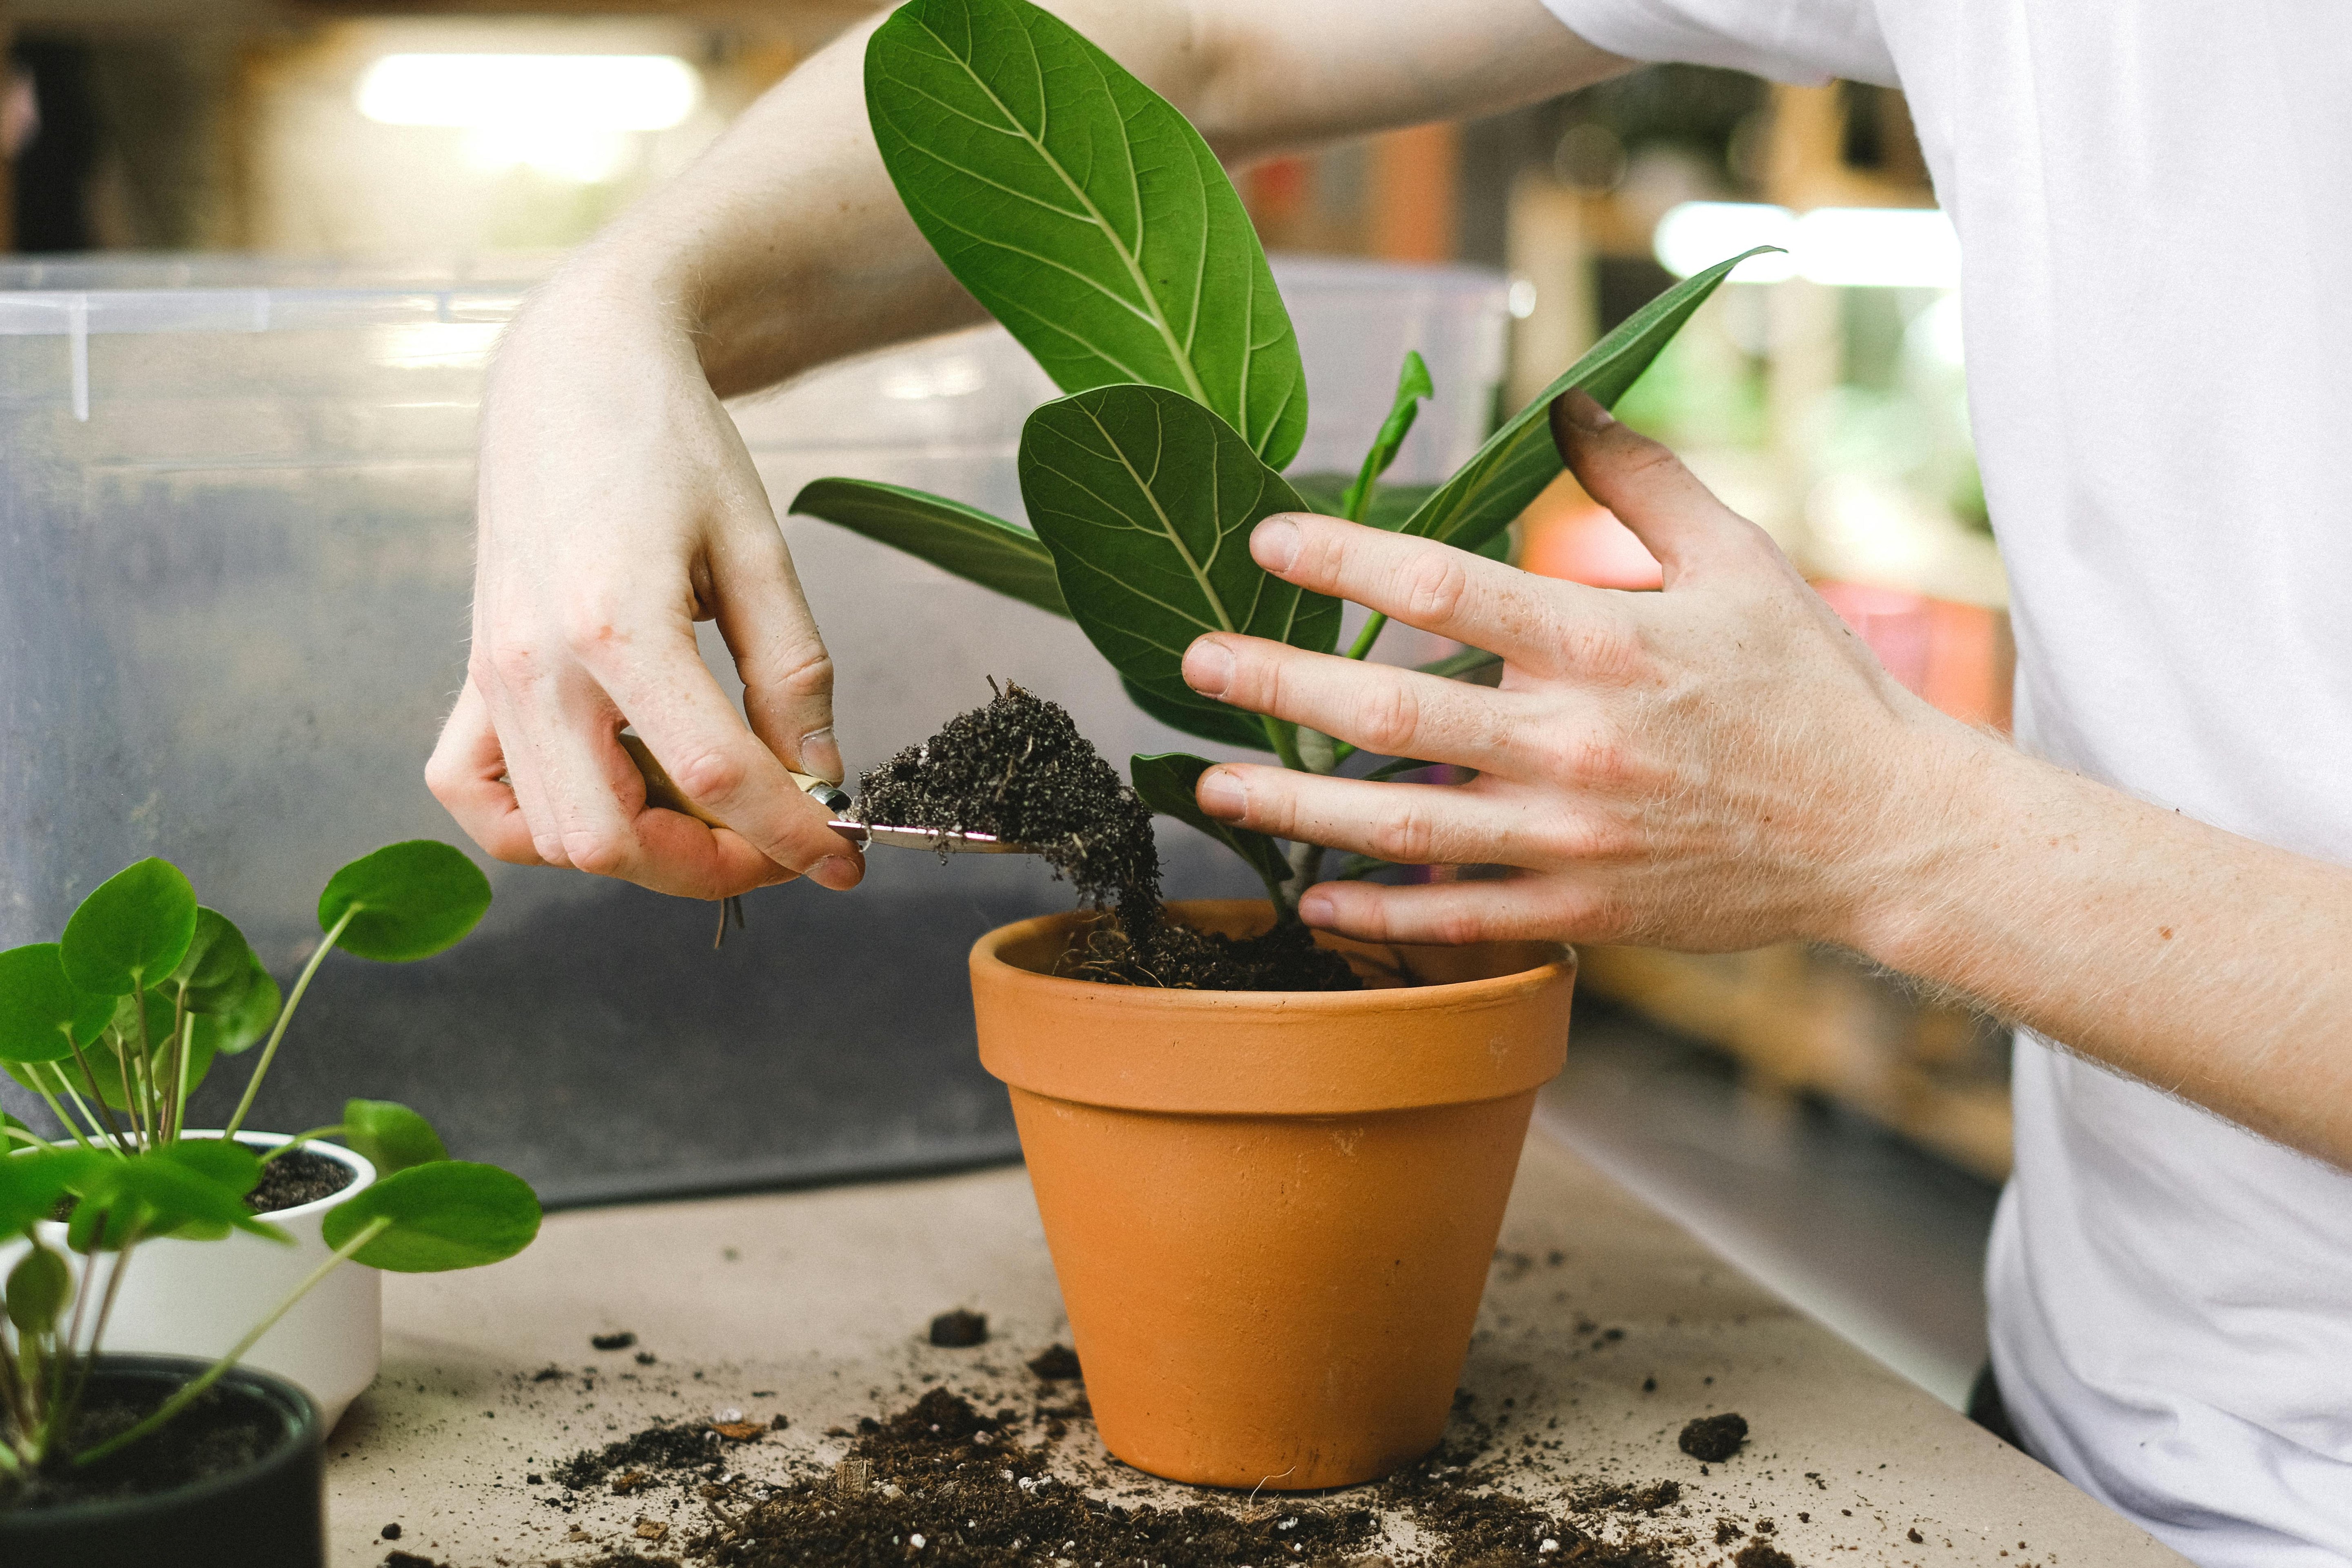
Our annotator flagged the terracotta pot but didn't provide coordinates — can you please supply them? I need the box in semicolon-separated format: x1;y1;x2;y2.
971;898;1574;1490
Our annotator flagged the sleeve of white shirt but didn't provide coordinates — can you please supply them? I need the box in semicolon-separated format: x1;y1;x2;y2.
1539;0;1898;89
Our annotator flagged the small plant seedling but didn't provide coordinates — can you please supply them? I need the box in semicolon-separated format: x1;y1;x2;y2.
791;0;1773;929
0;842;542;1489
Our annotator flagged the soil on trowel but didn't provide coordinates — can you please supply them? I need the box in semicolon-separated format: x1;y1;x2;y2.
548;1380;1701;1568
854;681;1357;993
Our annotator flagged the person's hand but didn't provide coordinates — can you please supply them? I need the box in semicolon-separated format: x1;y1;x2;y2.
425;277;864;901
1178;391;1976;951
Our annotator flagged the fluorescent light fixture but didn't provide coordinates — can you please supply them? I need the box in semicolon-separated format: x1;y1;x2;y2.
356;53;701;133
1655;201;1960;289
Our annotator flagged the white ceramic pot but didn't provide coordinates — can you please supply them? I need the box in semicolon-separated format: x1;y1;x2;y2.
1;1132;381;1430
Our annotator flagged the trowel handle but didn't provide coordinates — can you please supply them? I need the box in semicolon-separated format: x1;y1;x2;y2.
620;733;851;824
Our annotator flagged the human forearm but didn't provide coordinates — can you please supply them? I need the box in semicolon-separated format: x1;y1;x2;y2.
535;0;1619;397
1180;397;2352;1172
1853;728;2352;1169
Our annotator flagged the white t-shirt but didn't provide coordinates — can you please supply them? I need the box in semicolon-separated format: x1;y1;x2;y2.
1538;3;2352;1563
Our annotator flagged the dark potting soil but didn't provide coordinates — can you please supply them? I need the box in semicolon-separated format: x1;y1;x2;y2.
928;1309;989;1347
855;682;1357;993
552;1382;1699;1568
0;1383;281;1512
45;1141;354;1223
247;1146;355;1213
1024;1343;1080;1381
1677;1413;1748;1463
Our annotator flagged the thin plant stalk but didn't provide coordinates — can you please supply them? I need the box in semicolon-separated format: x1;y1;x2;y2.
223;906;356;1138
62;1038;131;1153
1344;614;1388;662
257;1124;348;1168
70;1215;390;1469
170;1009;196;1142
29;1067;100;1152
60;1245;135;1431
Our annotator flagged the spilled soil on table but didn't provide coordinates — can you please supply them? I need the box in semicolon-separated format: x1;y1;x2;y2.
514;1379;1719;1568
855;681;1357;992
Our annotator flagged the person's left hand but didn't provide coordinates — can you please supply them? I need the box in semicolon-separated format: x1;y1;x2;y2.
1178;392;1980;952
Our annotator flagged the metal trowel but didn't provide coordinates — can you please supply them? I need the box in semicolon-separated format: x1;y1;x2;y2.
621;735;1044;943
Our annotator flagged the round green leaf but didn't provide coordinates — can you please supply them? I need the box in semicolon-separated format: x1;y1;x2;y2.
323;1161;540;1272
0;944;116;1063
60;859;199;996
0;1147;102;1233
169;908;258;1015
342;1099;448;1174
200;954;281;1056
318;842;492;962
7;1244;72;1335
159;1138;263;1199
69;1147;287;1252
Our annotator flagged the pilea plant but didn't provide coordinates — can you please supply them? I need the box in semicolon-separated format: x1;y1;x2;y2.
793;0;1768;917
0;842;541;1486
0;843;488;1162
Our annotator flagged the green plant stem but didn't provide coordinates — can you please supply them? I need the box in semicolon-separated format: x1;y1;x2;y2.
60;1244;134;1431
1;1124;55;1150
132;994;157;1145
223;906;356;1138
170;1009;195;1142
70;1215;390;1469
258;1125;348;1167
1259;715;1306;773
1287;838;1326;892
63;1038;131;1153
27;1069;98;1152
1345;613;1388;662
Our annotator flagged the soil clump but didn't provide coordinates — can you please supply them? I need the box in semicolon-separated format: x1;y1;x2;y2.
1677;1414;1748;1463
928;1309;989;1348
855;682;1357;992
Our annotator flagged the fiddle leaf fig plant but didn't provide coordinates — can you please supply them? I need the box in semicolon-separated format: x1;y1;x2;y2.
795;0;1773;917
0;841;540;1487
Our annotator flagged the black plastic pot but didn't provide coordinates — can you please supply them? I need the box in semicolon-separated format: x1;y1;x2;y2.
0;1354;324;1568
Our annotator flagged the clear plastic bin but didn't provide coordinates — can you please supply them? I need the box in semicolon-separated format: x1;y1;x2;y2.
0;254;1507;1203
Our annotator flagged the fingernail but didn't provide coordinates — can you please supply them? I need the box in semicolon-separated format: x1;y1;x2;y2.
1252;515;1301;572
1183;637;1235;697
1195;767;1246;818
1561;388;1615;432
810;855;861;891
799;726;842;783
1297;888;1335;925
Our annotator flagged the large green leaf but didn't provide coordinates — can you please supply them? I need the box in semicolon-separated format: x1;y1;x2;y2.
865;0;1307;467
1120;676;1270;751
342;1098;448;1175
60;859;198;997
1130;753;1291;891
0;1147;103;1235
167;908;257;1015
0;944;115;1064
1021;385;1339;735
324;1161;540;1273
1397;247;1775;555
319;841;492;962
791;478;1068;618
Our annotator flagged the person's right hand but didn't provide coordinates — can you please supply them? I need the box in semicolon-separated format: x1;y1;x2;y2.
425;277;864;901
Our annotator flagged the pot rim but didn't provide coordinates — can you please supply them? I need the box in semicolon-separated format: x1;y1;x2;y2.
970;898;1573;1012
0;1353;319;1530
971;899;1576;1115
26;1131;376;1233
